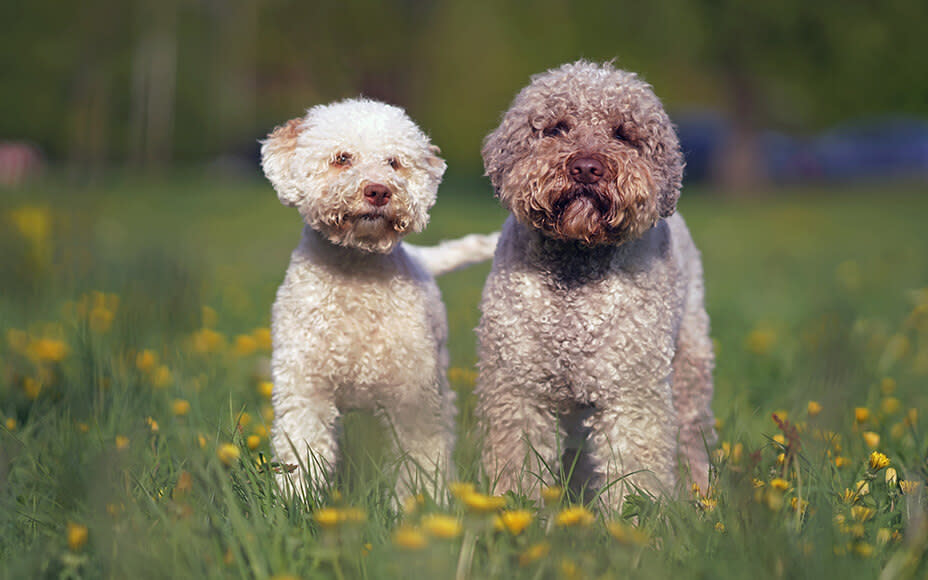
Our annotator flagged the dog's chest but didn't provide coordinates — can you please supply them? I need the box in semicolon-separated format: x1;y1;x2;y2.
495;235;684;404
277;257;444;401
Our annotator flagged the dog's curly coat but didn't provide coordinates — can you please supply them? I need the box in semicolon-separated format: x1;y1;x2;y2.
476;61;716;506
261;99;496;497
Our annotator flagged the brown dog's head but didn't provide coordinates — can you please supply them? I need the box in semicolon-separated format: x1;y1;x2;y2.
482;61;684;246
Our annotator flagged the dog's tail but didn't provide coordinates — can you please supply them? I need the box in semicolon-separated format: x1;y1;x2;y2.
406;232;500;277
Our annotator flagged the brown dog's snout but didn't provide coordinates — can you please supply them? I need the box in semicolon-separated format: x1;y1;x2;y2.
363;183;392;206
568;157;605;184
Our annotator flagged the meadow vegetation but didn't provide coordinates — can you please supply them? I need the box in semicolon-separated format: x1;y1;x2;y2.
1;174;927;578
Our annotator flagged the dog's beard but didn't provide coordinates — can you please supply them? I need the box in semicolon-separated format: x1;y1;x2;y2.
305;190;421;254
507;156;658;246
553;187;615;244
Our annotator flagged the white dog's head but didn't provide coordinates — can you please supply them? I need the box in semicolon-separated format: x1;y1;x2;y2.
261;99;446;253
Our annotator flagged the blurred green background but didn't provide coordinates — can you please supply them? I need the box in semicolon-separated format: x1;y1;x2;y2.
2;0;927;187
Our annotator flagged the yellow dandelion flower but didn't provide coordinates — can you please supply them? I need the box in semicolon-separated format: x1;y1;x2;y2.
699;497;718;511
421;513;462;539
853;542;874;557
449;481;475;498
752;478;765;488
772;410;789;423
136;350;157;372
834;456;850;468
461;491;506;513
714;417;723;431
23;377;42;400
116;435;130;450
808;401;823;417
559;559;581;580
253;327;272;351
172;399;191;416
314;507;341;528
905;408;918;426
607;521;650;545
88;306;114;333
731;442;744;463
900;480;920;494
770;478;790;491
197;433;208;448
233;334;258;357
495;509;533;535
541;485;563;504
791;497;809;514
876;528;892;546
238;412;252;428
745;328;776;355
258;381;274;399
855;480;870;496
191;327;225;354
868;451;890;470
854;407;870;423
880;377;896;395
776;452;786;465
715;522;726;533
862;431;880;449
66;522;88;552
262;405;274;422
403;494;424;515
217;443;240;466
246;435;261;450
393;525;428;550
772;434;786;446
146;416;159;433
556;505;594;527
519;542;550;566
765;489;784;511
5;417;17;431
28;338;68;362
885;467;898;486
881;397;901;415
151;365;173;388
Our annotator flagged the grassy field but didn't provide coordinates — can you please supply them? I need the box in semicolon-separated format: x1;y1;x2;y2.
1;173;927;579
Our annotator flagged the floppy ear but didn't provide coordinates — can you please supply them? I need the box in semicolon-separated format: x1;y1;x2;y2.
425;144;447;177
657;129;685;218
260;117;305;207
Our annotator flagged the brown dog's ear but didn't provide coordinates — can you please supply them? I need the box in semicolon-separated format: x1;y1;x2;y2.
657;131;685;218
260;117;304;207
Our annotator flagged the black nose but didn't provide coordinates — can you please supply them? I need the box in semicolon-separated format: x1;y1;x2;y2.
363;183;392;206
568;157;605;184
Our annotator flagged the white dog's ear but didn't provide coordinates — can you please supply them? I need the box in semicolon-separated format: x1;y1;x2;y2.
426;145;446;173
261;117;305;207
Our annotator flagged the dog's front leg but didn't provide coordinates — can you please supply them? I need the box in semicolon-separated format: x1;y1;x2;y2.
475;382;564;500
379;381;456;502
270;384;339;499
584;385;679;512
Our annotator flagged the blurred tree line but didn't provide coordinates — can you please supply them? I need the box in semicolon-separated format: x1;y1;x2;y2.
1;0;926;185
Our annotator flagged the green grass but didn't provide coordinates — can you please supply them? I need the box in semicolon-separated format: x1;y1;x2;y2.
1;174;927;579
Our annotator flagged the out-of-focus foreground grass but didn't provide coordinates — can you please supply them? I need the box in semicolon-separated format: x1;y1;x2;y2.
1;174;926;579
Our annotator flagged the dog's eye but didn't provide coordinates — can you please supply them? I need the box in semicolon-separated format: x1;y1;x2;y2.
387;157;401;170
332;152;353;167
613;127;628;142
542;121;569;138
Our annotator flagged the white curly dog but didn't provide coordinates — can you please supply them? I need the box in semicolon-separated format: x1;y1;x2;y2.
476;61;716;508
261;98;497;498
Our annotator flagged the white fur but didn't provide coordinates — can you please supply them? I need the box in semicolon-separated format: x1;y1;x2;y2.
261;99;495;498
